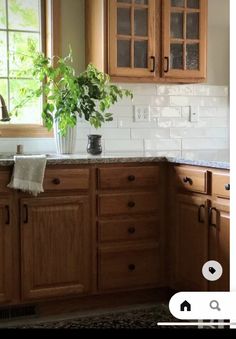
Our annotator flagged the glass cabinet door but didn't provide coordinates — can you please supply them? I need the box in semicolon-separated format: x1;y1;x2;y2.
162;0;207;79
108;0;156;78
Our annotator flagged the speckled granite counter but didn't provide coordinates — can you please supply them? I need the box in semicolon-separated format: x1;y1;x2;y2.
0;153;230;169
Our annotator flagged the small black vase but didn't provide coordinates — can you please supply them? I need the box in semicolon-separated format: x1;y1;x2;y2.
87;134;102;155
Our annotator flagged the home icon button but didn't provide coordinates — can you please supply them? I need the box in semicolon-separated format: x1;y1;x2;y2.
180;300;191;312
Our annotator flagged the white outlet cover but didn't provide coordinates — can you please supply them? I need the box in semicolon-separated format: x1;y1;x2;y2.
190;105;199;122
134;105;151;122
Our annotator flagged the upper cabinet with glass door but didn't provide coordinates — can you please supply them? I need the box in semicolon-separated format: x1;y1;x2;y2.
162;0;207;80
85;0;208;83
108;0;156;78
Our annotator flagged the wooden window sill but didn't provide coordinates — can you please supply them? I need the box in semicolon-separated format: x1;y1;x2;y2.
0;125;54;138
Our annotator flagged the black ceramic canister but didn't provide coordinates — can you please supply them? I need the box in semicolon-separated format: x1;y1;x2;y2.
87;134;102;155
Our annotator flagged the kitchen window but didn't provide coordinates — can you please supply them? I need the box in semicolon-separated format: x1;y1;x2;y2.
0;0;60;137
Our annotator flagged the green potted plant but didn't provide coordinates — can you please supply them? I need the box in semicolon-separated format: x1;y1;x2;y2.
12;43;133;154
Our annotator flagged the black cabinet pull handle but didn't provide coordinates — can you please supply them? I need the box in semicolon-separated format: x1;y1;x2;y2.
225;184;230;191
150;56;156;72
209;207;217;228
128;264;136;271
183;177;192;184
23;204;28;224
5;205;10;225
198;204;205;224
128;201;135;208
164;57;169;73
128;227;136;234
128;175;135;182
52;178;61;185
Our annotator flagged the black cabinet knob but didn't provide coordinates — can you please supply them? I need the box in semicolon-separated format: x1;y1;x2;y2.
52;178;61;185
225;184;230;191
183;177;192;184
128;227;136;234
128;175;135;182
128;201;135;208
128;264;136;271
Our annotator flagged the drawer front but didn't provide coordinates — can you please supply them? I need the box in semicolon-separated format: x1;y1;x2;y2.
98;166;160;190
212;172;230;199
0;170;11;193
44;168;90;191
99;245;160;290
174;167;208;194
99;217;159;243
98;192;159;216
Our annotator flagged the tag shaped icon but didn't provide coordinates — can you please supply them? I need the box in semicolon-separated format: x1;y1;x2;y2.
209;267;216;275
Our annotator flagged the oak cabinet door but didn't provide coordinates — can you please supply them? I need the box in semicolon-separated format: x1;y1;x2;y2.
0;199;13;304
108;0;156;78
209;202;230;291
21;196;91;301
162;0;207;80
174;194;208;291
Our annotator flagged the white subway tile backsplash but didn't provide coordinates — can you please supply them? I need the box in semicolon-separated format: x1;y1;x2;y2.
158;118;192;128
170;128;227;139
193;85;228;97
0;85;229;162
131;128;170;139
182;138;228;150
145;139;181;151
145;150;182;157
90;128;130;139
105;139;143;152
157;85;194;96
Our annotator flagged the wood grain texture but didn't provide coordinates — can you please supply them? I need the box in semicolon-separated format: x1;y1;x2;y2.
98;217;160;243
98;192;159;217
212;170;230;200
174;165;209;194
20;195;91;301
0;198;13;304
43;168;90;191
98;242;161;290
98;166;160;190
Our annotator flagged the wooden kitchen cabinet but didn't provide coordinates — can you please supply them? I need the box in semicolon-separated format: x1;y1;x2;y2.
174;194;208;291
86;0;208;83
20;196;91;301
208;201;230;291
170;165;230;292
0;198;13;304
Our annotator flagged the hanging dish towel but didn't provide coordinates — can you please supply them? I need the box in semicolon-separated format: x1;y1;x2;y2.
8;155;47;196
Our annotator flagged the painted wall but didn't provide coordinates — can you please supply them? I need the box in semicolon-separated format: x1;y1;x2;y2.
61;0;230;85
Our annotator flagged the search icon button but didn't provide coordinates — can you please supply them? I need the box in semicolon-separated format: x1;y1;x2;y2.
210;300;221;311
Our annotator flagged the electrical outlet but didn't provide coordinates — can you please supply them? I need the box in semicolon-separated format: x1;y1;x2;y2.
134;105;151;122
190;105;199;122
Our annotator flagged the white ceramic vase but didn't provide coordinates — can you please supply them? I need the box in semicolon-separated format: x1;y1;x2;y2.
54;120;77;154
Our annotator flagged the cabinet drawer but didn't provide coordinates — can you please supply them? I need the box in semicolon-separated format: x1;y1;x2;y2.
44;168;90;191
0;170;11;193
212;171;230;199
98;244;160;290
98;166;160;190
98;192;159;217
98;217;159;243
174;167;208;194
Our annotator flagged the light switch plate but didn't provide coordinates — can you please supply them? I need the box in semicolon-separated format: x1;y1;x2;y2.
134;105;151;122
190;106;199;122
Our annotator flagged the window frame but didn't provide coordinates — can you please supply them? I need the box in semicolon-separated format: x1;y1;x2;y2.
0;0;61;138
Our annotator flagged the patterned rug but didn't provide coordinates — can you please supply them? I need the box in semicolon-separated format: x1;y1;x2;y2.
3;304;230;329
7;304;176;329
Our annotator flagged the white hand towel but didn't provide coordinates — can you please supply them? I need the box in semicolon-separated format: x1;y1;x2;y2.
8;155;47;196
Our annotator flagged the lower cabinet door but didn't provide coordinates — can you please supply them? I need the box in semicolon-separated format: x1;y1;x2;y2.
21;196;90;301
174;194;208;291
209;201;230;291
0;199;13;304
98;243;162;291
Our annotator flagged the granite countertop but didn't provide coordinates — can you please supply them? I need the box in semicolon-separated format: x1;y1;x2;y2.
0;153;230;169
